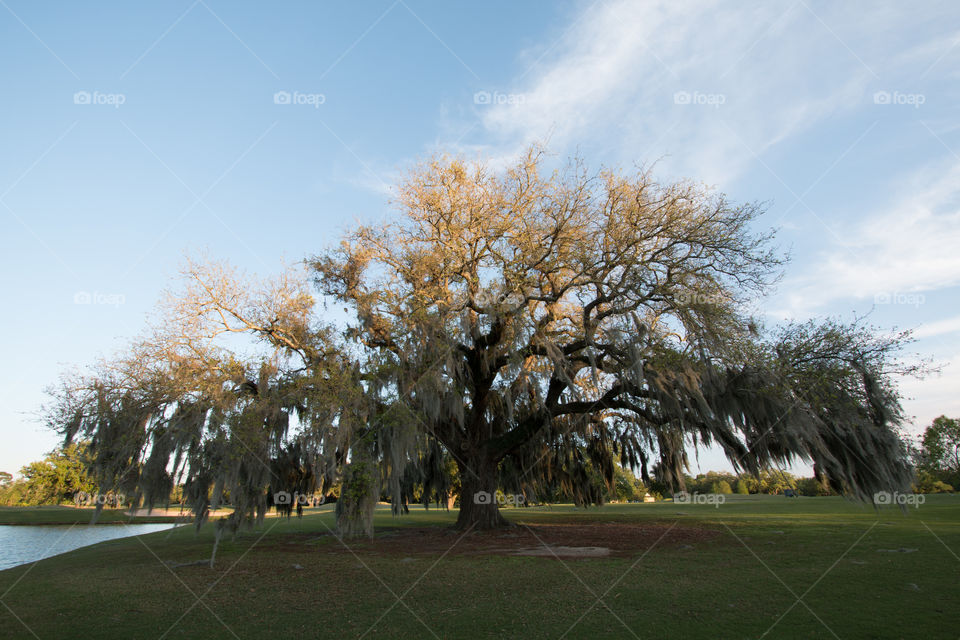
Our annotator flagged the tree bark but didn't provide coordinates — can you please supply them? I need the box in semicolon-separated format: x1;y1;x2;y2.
453;453;509;530
336;442;379;538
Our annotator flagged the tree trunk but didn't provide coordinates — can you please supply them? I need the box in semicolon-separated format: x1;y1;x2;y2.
336;442;379;538
454;454;509;530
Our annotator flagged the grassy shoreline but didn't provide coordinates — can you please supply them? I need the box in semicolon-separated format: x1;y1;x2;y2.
2;495;958;639
0;506;187;525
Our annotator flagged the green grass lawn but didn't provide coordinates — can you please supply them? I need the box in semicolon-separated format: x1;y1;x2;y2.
1;495;958;639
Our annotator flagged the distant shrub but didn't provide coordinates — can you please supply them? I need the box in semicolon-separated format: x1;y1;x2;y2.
711;480;733;494
796;477;835;496
913;471;954;494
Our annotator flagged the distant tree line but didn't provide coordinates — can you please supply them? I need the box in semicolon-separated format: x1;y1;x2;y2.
0;443;96;506
913;415;959;493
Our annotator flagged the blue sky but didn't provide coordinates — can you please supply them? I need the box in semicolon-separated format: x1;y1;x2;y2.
1;1;958;476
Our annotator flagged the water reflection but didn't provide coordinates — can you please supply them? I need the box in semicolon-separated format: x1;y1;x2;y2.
0;524;178;571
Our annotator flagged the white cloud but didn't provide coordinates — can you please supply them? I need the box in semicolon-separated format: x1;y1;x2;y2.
915;315;960;339
898;353;960;437
454;0;890;184
776;160;960;316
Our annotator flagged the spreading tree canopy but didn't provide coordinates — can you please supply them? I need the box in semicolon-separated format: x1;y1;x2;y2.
313;148;916;529
43;147;918;537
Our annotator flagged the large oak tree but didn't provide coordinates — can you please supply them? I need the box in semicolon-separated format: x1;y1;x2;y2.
46;148;917;537
313;148;914;529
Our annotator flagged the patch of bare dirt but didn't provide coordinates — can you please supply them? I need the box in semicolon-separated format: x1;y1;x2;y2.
513;546;611;558
279;523;721;559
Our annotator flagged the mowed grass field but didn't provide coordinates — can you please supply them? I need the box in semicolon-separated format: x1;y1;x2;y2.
1;495;958;639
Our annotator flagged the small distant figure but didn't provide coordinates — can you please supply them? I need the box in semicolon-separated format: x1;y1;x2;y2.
296;502;304;518
783;489;798;498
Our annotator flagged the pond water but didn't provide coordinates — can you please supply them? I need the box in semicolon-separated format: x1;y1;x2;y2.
0;523;179;571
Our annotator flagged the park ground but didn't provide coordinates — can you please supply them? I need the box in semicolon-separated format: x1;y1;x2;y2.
1;495;958;639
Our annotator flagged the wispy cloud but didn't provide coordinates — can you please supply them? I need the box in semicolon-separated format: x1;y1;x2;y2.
777;160;960;316
452;0;893;184
915;315;960;339
898;353;960;434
